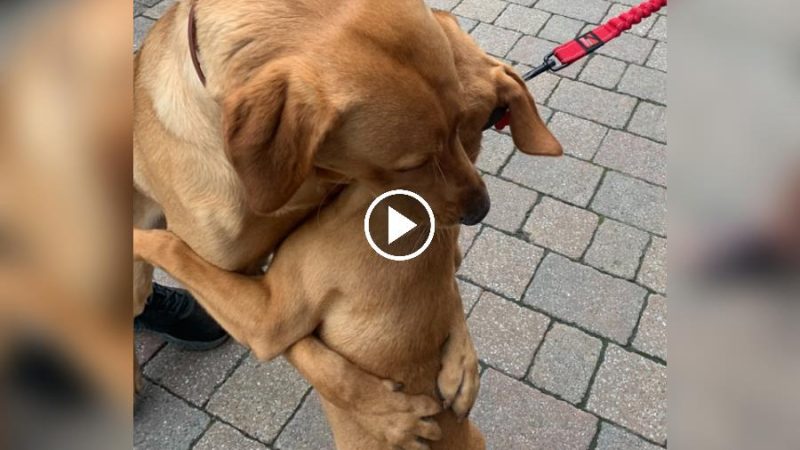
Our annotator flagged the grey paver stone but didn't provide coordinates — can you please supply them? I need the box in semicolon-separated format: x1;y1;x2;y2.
483;175;538;233
524;253;647;343
628;102;667;143
638;237;667;293
548;112;608;160
591;171;666;235
425;0;462;11
594;130;666;186
633;294;667;360
548;79;638;128
194;422;268;450
459;228;544;298
456;15;478;32
138;0;162;6
134;16;156;51
538;15;585;43
207;356;310;443
495;4;551;35
135;330;165;365
587;345;667;444
470;23;521;58
134;381;209;450
472;369;598;449
525;71;560;103
648;15;667;41
507;0;536;6
529;324;602;403
144;340;247;407
595;422;662;450
596;31;656;64
468;292;549;377
144;0;175;20
457;278;483;315
477;131;515;174
459;224;481;255
452;0;508;23
502;153;604;206
524;197;599;258
134;1;147;16
618;64;667;104
534;0;611;23
275;391;335;450
579;55;627;89
602;4;657;36
583;219;650;279
536;104;554;122
646;41;667;72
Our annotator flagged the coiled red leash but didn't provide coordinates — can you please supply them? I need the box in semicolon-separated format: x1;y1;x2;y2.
485;0;667;130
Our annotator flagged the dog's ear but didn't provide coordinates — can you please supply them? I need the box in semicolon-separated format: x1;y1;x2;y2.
493;65;562;156
223;61;339;214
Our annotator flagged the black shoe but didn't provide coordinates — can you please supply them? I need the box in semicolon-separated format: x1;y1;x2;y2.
135;283;228;350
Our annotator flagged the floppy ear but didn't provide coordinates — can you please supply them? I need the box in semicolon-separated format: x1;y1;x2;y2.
493;65;562;156
223;61;339;214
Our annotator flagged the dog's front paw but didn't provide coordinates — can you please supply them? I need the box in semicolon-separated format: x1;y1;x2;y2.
351;380;442;450
436;326;480;420
133;229;176;262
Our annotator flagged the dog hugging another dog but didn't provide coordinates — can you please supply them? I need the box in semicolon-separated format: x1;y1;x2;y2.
133;0;561;448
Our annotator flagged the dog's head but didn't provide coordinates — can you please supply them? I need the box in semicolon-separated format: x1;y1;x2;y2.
222;6;558;227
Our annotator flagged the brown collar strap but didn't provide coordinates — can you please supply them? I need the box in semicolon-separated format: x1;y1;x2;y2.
188;1;206;86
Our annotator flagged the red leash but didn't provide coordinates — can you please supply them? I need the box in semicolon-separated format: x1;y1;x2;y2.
487;0;667;131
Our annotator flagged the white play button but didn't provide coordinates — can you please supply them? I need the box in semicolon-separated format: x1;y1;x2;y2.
364;189;435;261
387;207;418;244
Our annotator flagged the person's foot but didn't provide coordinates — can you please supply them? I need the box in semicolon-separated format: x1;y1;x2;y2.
135;283;228;350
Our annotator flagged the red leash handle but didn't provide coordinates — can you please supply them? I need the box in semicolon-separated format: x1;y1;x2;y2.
553;0;667;67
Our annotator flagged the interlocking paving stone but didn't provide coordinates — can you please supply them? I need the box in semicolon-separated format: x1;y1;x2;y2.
524;253;647;343
470;23;521;58
596;31;656;65
207;356;310;443
135;330;166;365
507;0;536;6
534;0;611;23
524;197;599;258
591;171;667;235
602;3;657;36
633;294;667;360
468;292;549;378
138;0;162;6
647;41;667;72
459;228;544;298
274;391;335;450
548;112;609;160
144;340;247;407
595;422;662;450
628;102;667;143
536;104;554;122
134;16;155;51
472;369;598;449
578;54;627;89
528;323;602;403
457;278;483;315
483;175;539;233
587;345;667;444
525;71;561;103
594;130;667;186
538;15;584;43
143;0;174;20
638;237;667;293
425;0;462;11
583;219;650;279
477;131;514;174
134;381;209;450
502;153;604;206
618;64;667;105
648;15;668;41
495;4;551;35
134;1;147;16
456;15;478;32
194;422;268;450
452;0;508;23
548;79;638;128
458;224;481;255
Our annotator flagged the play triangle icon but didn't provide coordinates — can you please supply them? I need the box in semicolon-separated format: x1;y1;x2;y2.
387;206;418;244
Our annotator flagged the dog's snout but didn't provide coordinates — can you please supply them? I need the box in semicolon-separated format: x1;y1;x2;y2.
460;187;490;226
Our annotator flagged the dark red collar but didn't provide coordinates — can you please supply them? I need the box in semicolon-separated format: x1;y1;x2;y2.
188;1;206;86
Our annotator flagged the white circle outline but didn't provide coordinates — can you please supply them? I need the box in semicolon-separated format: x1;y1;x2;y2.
364;189;435;262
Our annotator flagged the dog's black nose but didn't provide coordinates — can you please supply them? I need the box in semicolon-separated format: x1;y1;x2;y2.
460;188;490;226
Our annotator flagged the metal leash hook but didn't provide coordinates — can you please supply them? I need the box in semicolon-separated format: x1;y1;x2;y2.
485;0;667;131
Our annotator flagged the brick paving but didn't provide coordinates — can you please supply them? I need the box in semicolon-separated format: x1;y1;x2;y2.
134;0;667;448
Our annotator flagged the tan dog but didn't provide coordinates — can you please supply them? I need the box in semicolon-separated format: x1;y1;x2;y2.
135;9;560;449
134;0;504;445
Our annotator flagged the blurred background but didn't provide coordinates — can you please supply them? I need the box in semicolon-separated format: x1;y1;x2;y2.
0;0;797;449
